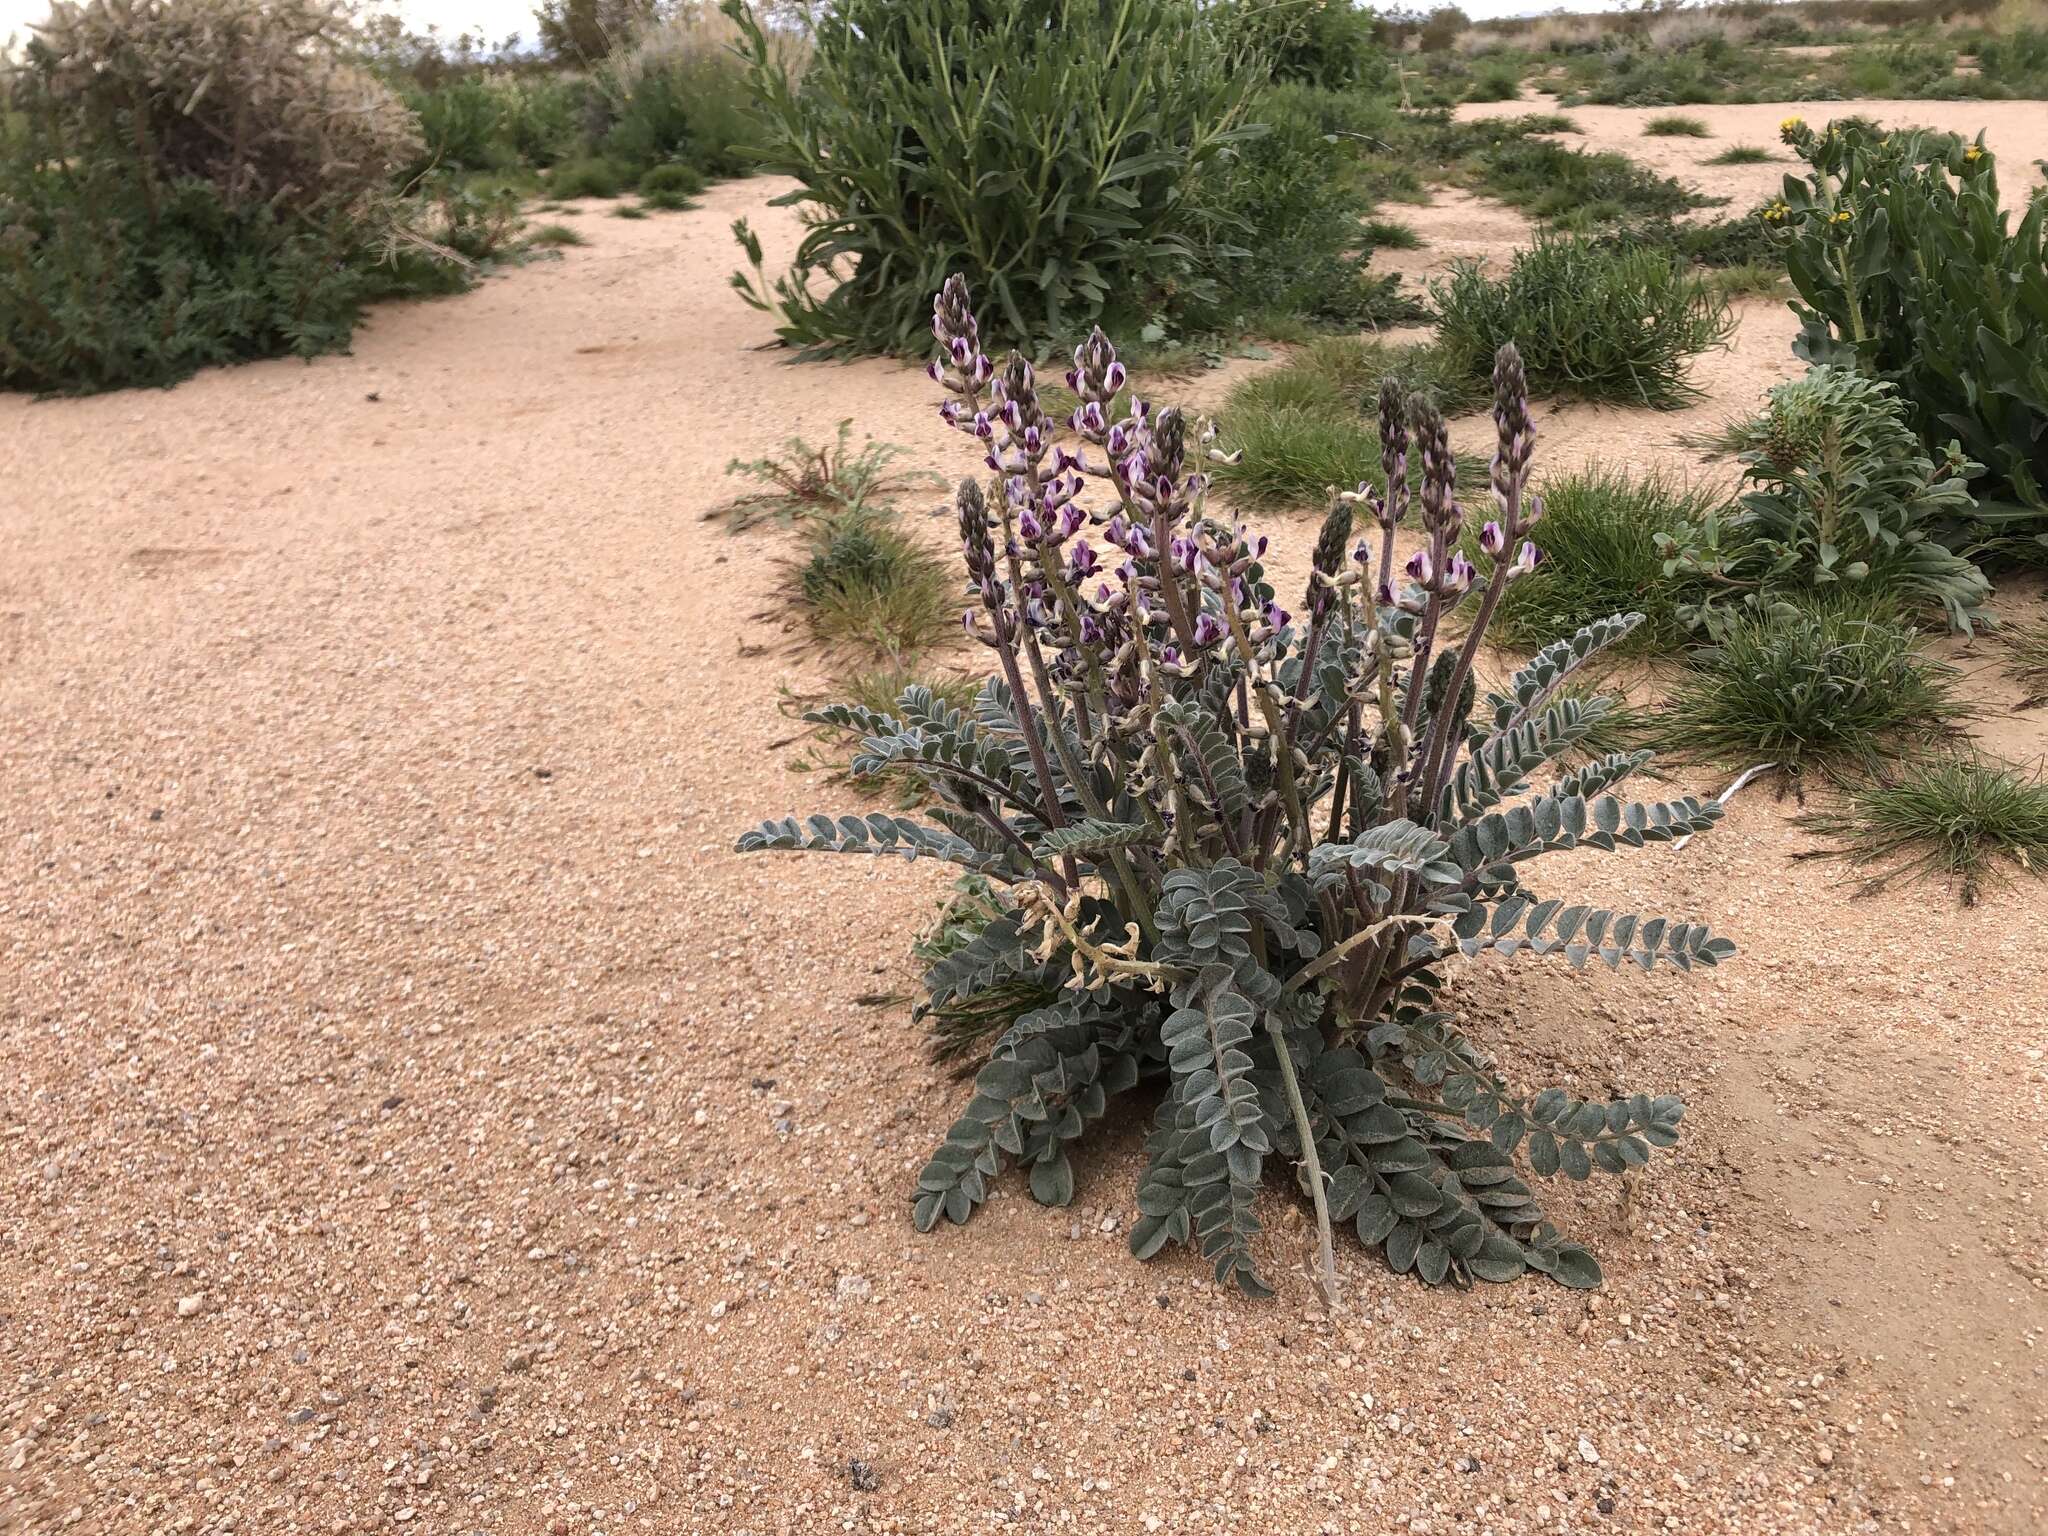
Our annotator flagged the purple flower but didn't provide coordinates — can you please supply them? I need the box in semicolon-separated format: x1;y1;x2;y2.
1106;361;1126;394
1479;520;1506;557
1018;507;1045;544
949;336;971;365
925;358;946;384
1405;549;1434;587
1443;554;1476;597
1511;540;1542;578
1067;540;1100;581
1192;613;1226;648
1263;600;1291;631
972;411;994;441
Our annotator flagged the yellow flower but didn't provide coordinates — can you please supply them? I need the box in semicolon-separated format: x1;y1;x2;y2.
1828;209;1853;225
1780;117;1805;133
1964;144;1984;163
1762;200;1789;223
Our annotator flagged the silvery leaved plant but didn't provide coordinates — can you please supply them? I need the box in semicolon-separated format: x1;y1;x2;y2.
739;278;1735;1301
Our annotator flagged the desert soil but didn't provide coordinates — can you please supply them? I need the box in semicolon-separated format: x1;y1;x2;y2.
3;100;2045;1536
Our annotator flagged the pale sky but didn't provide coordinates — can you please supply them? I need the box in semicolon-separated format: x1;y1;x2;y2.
2;1;1644;52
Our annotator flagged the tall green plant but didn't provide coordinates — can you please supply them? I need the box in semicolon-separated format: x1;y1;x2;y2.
721;0;1255;355
737;278;1737;1300
1774;118;2048;532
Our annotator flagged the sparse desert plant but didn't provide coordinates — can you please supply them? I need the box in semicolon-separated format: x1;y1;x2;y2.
1643;114;1711;136
1705;144;1775;164
529;222;587;247
1433;235;1734;408
2008;621;2048;706
1661;367;1992;635
723;0;1254;355
1800;755;2048;904
1705;262;1789;299
1469;466;1722;652
1652;600;1962;778
1776;118;2048;527
716;420;943;530
738;277;1737;1299
613;203;649;218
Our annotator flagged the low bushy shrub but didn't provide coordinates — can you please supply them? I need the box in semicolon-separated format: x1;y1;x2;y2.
405;74;509;176
739;277;1739;1299
1467;137;1718;226
548;156;628;198
1432;236;1733;408
596;12;759;180
1661;367;1992;635
1644;114;1711;136
1775;118;2048;526
723;0;1253;355
1;0;478;394
1653;600;1961;777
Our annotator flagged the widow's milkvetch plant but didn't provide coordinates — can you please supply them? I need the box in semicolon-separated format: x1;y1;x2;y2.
739;279;1736;1302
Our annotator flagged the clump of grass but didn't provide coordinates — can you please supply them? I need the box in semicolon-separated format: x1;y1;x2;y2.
793;509;957;661
1650;600;1963;780
1643;114;1711;137
1363;217;1422;251
1468;138;1718;226
1705;145;1775;165
1211;407;1381;505
714;421;943;530
1212;340;1485;506
638;162;707;197
1432;235;1734;408
2005;621;2048;707
1799;756;2048;905
1705;262;1789;300
548;156;628;199
613;203;650;219
528;223;586;248
642;190;697;211
1467;466;1724;652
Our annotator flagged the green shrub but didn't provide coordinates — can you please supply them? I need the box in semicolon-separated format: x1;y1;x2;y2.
1468;467;1722;652
638;162;706;198
1465;63;1523;102
1181;84;1421;331
1432;236;1733;408
529;222;587;247
1;0;458;395
1467;138;1719;226
597;16;758;180
548;156;628;198
1652;601;1961;778
740;279;1738;1298
1363;217;1422;250
1216;0;1392;90
723;0;1252;355
1643;114;1710;136
405;75;508;175
493;74;588;169
1776;119;2048;525
1662;367;1991;635
1801;755;2048;904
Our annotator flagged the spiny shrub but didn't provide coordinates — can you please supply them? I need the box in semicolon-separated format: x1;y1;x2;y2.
1801;755;2048;905
1470;467;1722;652
1661;367;1991;635
723;0;1252;355
1775;118;2048;527
1653;600;1962;778
1432;235;1734;408
738;277;1740;1299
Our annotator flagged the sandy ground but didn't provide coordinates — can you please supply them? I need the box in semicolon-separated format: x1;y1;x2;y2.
3;100;2046;1536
